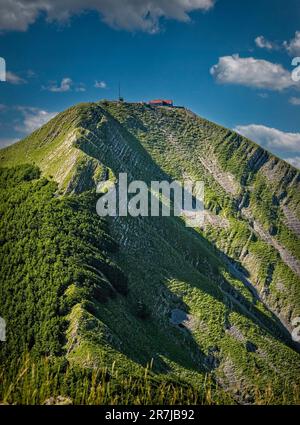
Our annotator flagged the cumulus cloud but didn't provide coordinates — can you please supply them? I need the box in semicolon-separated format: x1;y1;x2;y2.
283;31;300;56
285;156;300;169
6;71;27;84
45;77;73;92
94;80;107;89
15;107;58;133
75;83;86;92
210;54;298;91
0;106;57;146
0;0;215;33
289;96;300;105
255;36;277;50
254;32;300;56
44;78;87;92
234;124;300;153
234;124;300;169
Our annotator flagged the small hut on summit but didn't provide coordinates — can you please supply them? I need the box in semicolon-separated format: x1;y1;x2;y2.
149;99;173;107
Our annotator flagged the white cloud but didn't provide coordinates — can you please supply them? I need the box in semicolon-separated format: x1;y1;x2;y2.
289;96;300;105
15;107;58;133
0;137;19;148
234;124;300;153
94;80;107;89
0;0;215;33
0;106;57;145
285;156;300;169
46;77;73;92
255;36;276;50
6;71;26;85
234;123;300;170
283;31;300;56
253;32;300;56
210;54;298;91
44;78;86;92
75;83;86;92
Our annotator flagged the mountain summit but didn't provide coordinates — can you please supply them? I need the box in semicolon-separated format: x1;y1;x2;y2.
1;101;300;404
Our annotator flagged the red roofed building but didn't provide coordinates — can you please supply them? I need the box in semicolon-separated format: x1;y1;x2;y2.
149;99;173;107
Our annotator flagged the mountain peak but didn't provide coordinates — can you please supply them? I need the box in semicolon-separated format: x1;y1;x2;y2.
1;100;300;404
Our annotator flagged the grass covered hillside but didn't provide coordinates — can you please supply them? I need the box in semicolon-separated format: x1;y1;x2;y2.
0;101;300;405
0;164;127;362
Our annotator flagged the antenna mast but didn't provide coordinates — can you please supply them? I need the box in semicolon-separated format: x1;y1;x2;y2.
118;82;124;102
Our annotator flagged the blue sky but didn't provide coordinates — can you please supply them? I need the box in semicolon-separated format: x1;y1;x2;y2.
0;0;300;168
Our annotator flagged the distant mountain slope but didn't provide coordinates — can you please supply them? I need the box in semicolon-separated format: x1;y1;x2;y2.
0;101;299;404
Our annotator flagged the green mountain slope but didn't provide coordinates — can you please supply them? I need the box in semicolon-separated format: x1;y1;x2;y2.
0;101;299;404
